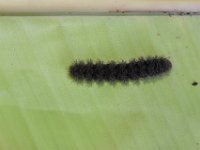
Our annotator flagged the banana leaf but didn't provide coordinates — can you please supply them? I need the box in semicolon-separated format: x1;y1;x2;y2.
0;16;200;150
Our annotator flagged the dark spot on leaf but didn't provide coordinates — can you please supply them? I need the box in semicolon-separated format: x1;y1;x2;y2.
192;81;198;86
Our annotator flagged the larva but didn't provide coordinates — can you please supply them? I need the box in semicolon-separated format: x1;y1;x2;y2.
69;57;172;82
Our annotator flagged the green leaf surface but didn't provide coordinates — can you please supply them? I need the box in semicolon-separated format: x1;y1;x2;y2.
0;16;200;150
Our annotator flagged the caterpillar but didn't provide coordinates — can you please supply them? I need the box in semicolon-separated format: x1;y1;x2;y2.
69;57;172;82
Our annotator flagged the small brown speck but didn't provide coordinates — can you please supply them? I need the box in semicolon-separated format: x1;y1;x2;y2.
192;81;198;86
157;33;160;36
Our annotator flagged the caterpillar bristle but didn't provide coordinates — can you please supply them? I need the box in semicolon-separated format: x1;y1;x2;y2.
69;57;172;83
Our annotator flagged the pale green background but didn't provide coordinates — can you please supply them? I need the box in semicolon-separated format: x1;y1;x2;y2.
0;16;200;150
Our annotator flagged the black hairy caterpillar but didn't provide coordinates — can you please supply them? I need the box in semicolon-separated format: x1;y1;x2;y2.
69;57;172;82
